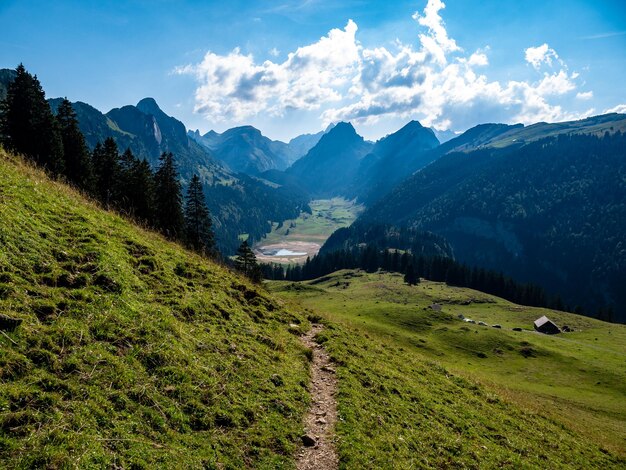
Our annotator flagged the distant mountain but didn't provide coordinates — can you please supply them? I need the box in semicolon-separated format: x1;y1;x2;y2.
49;97;229;184
286;122;373;197
287;131;325;160
352;120;440;204
358;121;626;322
432;128;457;143
189;126;297;174
287;123;336;160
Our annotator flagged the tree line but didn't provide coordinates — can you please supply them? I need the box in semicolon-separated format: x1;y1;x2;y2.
261;245;574;312
0;64;216;257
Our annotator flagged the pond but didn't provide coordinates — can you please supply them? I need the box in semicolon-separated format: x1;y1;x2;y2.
253;242;321;264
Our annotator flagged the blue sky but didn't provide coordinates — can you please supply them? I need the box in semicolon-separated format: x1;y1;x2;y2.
1;0;625;141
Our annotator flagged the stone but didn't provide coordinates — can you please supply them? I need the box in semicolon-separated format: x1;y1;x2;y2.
301;434;316;447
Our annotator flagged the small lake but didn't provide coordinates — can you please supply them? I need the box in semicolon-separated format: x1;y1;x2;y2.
262;248;308;256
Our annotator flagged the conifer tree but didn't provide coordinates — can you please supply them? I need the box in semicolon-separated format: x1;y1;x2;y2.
234;240;262;282
154;152;184;240
129;158;156;224
92;138;121;208
116;148;156;223
0;64;64;174
184;174;216;255
56;98;93;190
404;263;419;285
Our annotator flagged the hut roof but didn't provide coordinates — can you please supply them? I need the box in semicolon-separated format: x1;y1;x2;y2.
533;315;552;328
533;315;561;334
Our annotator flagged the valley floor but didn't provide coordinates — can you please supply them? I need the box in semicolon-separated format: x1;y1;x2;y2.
253;198;363;265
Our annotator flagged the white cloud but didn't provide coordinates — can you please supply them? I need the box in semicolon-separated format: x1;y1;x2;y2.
605;104;626;114
576;91;593;100
269;47;280;57
178;0;590;132
175;20;360;121
524;43;562;70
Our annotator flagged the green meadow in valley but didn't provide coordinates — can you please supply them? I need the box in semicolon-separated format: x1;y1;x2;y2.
269;270;626;468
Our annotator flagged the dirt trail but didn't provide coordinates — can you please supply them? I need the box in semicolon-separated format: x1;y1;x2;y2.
296;324;339;470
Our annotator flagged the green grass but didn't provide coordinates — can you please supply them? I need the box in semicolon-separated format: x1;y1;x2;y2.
269;270;626;468
259;198;363;246
0;149;312;469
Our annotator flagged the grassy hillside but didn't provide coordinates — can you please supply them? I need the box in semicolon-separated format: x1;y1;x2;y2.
270;271;626;468
0;148;312;469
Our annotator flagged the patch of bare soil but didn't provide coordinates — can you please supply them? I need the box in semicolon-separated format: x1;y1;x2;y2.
296;324;339;470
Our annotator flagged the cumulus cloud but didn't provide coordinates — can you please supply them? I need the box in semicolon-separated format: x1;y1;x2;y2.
576;91;593;100
177;0;590;132
175;20;360;121
524;43;562;70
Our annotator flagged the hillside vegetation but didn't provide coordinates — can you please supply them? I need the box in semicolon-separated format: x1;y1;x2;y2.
360;132;626;321
270;270;626;468
0;148;312;468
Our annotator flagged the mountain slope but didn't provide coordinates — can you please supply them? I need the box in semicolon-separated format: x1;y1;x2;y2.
352;120;440;204
471;113;626;149
359;130;626;321
0;148;310;468
286;122;373;197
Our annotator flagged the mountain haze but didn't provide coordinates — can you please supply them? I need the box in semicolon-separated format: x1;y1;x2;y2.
189;125;297;174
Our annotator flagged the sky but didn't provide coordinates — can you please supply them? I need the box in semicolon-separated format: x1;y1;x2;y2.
1;0;625;141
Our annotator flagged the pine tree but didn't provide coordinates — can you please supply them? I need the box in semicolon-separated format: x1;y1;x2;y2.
0;64;64;174
129;158;156;224
234;240;262;282
184;174;216;255
56;98;93;190
154;152;184;240
92;138;121;208
404;263;419;286
116;148;155;224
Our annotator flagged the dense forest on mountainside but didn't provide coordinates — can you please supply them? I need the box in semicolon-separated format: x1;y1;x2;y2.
203;174;310;253
320;224;452;257
360;132;626;322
